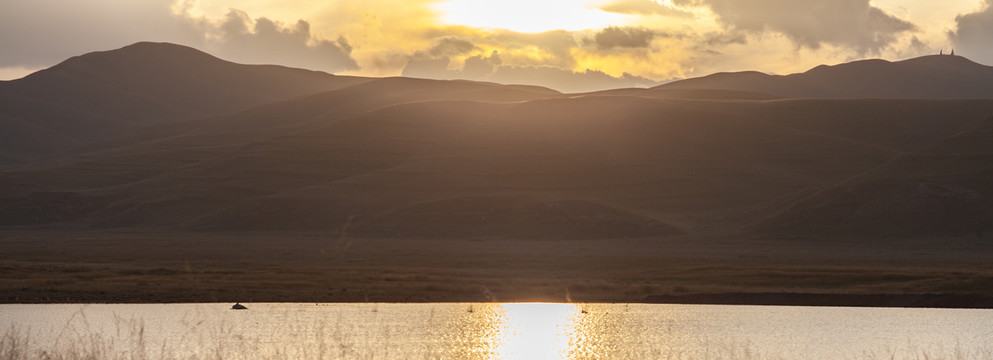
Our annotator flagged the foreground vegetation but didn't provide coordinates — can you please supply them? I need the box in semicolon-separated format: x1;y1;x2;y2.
3;324;992;360
3;303;993;360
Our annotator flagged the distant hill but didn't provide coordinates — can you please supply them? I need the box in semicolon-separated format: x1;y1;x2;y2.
0;42;369;163
3;94;991;238
2;44;993;240
660;55;993;99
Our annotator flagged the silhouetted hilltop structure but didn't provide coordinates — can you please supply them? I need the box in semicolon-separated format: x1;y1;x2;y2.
661;55;993;99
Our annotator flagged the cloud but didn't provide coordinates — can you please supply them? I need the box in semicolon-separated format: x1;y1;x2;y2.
0;1;358;74
599;0;694;17
949;0;993;64
0;0;203;68
428;37;477;57
0;0;705;89
400;50;502;81
400;39;496;80
487;30;579;68
401;40;658;92
401;56;453;79
463;51;503;78
591;27;660;50
0;0;961;92
406;28;586;74
400;37;478;79
904;36;933;57
700;31;747;47
688;0;917;55
492;66;659;93
212;9;358;72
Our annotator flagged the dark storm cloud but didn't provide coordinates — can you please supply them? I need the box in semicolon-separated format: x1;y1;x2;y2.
683;0;916;55
949;0;993;64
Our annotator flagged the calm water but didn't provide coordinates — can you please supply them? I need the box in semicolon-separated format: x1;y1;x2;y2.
2;303;992;359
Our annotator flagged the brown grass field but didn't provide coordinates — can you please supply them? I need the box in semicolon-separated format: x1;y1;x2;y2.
3;229;991;304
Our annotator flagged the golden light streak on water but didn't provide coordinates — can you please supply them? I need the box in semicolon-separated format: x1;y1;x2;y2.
494;303;582;359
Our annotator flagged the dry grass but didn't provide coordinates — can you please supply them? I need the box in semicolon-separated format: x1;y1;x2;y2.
1;230;992;303
0;308;408;360
2;321;992;360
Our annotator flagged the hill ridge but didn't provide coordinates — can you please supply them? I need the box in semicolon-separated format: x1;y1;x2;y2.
0;42;372;164
660;54;993;99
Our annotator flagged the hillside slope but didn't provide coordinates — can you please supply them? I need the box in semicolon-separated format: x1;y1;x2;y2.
3;46;993;240
756;116;993;238
0;42;368;163
3;94;991;239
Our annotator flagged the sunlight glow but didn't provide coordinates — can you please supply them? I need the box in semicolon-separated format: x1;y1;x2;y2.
495;303;582;359
0;66;41;81
434;0;629;33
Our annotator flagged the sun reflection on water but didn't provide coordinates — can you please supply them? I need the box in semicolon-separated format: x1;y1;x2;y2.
497;303;582;360
446;302;624;359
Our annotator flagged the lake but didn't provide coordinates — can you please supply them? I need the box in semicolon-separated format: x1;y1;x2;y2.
2;303;991;359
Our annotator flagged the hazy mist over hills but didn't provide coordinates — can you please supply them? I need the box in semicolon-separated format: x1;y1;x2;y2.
1;42;992;242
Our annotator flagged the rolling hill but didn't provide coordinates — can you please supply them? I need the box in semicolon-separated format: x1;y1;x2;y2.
756;116;993;238
0;42;369;163
1;42;992;241
659;55;993;99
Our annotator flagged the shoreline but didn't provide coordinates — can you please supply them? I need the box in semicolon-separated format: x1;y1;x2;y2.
3;230;992;307
641;292;993;309
5;293;993;309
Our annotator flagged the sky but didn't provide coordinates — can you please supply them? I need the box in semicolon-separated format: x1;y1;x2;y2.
1;0;991;92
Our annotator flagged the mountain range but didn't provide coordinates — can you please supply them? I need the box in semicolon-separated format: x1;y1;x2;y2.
1;42;991;241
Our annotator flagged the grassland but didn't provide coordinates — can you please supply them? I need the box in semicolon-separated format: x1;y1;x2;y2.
2;229;991;304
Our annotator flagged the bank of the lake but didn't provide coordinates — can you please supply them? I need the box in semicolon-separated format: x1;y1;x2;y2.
3;231;993;304
643;292;993;308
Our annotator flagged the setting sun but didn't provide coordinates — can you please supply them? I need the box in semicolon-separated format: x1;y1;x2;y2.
434;0;629;32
